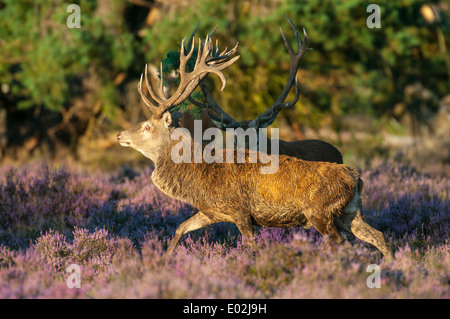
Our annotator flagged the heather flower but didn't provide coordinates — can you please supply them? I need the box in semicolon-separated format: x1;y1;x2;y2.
0;244;15;268
0;161;447;298
71;227;120;272
33;230;72;271
0;165;98;249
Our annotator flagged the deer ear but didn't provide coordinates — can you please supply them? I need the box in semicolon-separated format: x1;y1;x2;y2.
162;111;172;128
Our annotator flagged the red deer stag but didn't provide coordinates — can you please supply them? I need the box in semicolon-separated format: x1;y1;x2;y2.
189;16;343;163
117;23;393;260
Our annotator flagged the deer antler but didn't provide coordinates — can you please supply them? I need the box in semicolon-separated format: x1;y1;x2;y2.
138;30;240;119
202;15;311;130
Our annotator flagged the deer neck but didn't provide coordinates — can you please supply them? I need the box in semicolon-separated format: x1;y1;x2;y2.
150;139;204;203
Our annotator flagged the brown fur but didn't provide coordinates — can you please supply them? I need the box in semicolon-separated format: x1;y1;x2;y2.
155;145;355;225
178;110;216;139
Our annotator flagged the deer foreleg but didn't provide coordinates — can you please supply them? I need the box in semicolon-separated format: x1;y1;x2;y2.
166;211;218;255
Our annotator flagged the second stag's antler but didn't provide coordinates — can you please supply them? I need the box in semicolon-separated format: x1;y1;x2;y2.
201;15;312;130
138;30;240;119
185;16;343;164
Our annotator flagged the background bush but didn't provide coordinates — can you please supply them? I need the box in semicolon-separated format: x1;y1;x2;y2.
0;0;448;162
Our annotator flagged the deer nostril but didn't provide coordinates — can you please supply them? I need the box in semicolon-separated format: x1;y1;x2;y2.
117;133;121;141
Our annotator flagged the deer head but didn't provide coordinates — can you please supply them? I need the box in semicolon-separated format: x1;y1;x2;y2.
117;29;239;162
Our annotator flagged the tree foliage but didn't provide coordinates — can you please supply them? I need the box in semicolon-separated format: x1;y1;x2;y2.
0;0;448;157
0;0;135;115
145;0;449;127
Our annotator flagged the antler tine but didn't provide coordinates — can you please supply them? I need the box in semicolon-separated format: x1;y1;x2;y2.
179;36;197;75
208;25;218;38
215;39;220;57
185;22;200;52
201;38;240;91
255;77;300;127
208;56;240;92
158;62;167;100
137;73;159;115
280;27;294;57
200;82;241;130
281;14;301;54
282;76;300;108
208;42;239;64
144;63;165;105
303;28;312;51
198;35;213;69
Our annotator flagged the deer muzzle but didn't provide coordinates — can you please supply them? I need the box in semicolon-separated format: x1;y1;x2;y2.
117;132;130;147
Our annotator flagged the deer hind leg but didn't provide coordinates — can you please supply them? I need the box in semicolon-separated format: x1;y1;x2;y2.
234;213;255;249
166;211;218;255
336;209;393;261
309;215;344;247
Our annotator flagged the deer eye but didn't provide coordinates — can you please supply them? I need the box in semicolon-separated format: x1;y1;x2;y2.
144;124;151;131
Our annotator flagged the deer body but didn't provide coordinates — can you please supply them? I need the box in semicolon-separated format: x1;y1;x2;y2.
269;138;343;163
153;141;353;229
118;17;392;260
118;117;392;260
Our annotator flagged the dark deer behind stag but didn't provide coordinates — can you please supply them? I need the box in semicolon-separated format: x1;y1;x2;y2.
117;17;393;260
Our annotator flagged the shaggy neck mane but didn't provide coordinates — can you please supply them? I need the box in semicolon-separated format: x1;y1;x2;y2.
150;137;211;204
150;134;275;205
